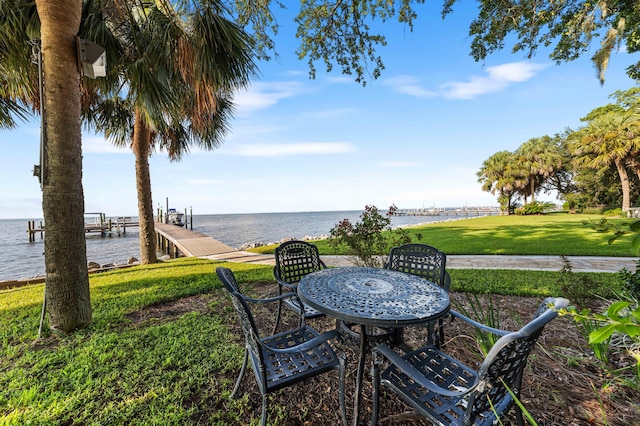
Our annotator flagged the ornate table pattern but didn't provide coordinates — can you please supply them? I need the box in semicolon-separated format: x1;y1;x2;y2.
298;267;450;426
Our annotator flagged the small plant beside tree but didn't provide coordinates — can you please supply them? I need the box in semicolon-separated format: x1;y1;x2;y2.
328;204;419;267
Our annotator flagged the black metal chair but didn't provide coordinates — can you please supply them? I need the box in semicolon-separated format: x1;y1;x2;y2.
385;243;451;349
386;243;450;291
273;240;327;333
372;297;570;426
216;267;346;426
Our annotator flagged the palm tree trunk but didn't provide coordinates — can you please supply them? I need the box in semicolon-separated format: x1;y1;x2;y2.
132;110;158;264
35;0;92;332
530;179;536;203
614;158;631;210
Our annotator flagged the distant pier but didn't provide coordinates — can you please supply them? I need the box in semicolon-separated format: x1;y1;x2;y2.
393;206;500;217
27;213;139;242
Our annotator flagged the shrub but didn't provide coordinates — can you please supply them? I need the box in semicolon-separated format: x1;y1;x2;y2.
328;204;417;267
618;260;640;300
517;201;555;215
583;207;604;214
604;208;624;217
557;255;600;309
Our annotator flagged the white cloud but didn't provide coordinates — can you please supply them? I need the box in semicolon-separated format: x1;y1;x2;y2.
441;61;548;100
233;81;307;112
231;142;355;157
383;75;437;97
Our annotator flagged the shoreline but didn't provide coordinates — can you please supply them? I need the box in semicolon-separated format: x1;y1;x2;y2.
1;215;490;286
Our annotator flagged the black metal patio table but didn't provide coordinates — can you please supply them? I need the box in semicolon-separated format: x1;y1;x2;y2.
297;266;450;426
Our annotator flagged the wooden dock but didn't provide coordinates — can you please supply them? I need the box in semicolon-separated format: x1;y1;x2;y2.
27;215;139;242
154;223;274;264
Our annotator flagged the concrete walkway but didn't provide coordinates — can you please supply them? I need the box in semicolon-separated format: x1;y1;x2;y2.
155;223;639;273
203;252;639;273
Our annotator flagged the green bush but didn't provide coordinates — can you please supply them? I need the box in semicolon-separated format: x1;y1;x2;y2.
328;204;418;267
515;201;555;215
583;207;604;214
604;208;624;217
618;261;640;300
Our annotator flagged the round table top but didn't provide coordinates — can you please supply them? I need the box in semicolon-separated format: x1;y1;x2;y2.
297;267;450;327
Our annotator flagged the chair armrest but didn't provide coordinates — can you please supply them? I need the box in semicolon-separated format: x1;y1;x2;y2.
442;271;451;292
273;266;299;290
449;310;511;337
374;343;480;397
261;330;338;353
243;291;298;305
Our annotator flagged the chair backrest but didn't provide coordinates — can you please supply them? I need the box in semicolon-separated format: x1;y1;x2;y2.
274;240;326;285
386;244;448;289
216;267;267;387
464;297;569;424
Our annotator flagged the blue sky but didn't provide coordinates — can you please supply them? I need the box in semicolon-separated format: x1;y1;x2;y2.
1;5;638;220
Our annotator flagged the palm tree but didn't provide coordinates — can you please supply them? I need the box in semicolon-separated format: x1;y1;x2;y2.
477;150;521;214
513;135;564;203
2;0;93;333
35;0;93;332
569;110;640;211
81;0;256;264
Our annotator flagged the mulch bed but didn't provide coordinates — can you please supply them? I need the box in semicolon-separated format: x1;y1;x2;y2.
130;284;640;425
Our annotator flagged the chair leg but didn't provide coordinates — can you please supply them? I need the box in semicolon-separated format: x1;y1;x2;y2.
299;310;305;328
514;403;525;426
393;327;404;347
260;393;268;426
427;322;435;346
371;352;382;426
394;327;412;353
230;348;248;399
272;286;283;335
338;351;347;426
437;318;445;347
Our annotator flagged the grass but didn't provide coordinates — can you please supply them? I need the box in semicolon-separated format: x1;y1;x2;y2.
1;259;277;425
251;212;637;256
0;213;634;424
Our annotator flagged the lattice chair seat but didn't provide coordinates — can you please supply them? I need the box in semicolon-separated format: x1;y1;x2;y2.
273;240;328;333
385;243;451;349
216;267;346;426
372;297;570;426
259;327;340;392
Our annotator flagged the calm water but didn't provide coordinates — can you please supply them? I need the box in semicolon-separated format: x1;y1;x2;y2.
0;210;486;281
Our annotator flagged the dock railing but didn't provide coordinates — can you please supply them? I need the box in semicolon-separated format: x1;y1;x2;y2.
27;213;140;241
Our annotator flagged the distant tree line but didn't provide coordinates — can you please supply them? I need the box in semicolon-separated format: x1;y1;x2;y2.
478;87;640;214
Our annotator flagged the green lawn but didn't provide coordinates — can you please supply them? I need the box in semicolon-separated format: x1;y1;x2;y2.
0;213;634;425
311;212;637;256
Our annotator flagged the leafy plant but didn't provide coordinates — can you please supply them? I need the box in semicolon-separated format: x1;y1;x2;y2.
560;298;640;384
557;255;599;308
453;292;502;356
618;260;640;300
574;312;612;362
328;204;418;267
586;217;640;255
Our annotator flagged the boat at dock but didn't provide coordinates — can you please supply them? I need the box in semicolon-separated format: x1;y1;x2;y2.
165;209;185;227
